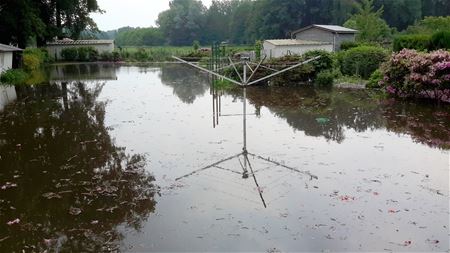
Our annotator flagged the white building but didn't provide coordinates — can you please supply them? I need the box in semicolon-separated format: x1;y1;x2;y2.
291;25;358;52
46;39;114;60
0;43;23;73
262;39;333;59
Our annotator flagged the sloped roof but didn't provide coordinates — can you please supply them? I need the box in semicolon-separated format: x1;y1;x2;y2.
46;40;114;46
0;43;23;52
292;24;358;35
265;39;331;46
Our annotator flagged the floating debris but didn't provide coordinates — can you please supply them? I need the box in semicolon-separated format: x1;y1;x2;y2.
7;218;20;225
69;207;82;216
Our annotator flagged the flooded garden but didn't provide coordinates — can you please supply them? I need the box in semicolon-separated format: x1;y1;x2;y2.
0;63;449;252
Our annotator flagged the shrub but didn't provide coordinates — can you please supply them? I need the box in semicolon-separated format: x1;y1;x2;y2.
23;53;41;71
22;48;49;70
0;69;29;85
87;47;99;61
366;69;383;88
77;47;90;61
340;41;359;51
429;31;450;51
380;49;450;102
112;51;121;62
192;40;200;51
100;52;113;61
315;70;335;86
393;34;431;52
61;48;78;61
340;46;388;79
303;50;334;74
133;48;149;61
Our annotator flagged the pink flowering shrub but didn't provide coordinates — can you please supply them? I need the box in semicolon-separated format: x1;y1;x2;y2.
380;49;450;102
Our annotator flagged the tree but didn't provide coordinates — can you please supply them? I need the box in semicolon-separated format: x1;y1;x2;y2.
344;0;392;42
0;0;102;47
157;0;206;46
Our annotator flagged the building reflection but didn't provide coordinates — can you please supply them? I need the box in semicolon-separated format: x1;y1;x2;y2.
0;85;17;112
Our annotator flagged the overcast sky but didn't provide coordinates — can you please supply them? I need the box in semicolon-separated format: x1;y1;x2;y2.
91;0;213;31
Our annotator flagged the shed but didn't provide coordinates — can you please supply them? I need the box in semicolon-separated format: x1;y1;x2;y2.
0;44;23;73
46;39;114;60
262;39;333;59
291;25;358;51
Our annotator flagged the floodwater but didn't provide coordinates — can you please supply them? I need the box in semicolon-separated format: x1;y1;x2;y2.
0;63;449;252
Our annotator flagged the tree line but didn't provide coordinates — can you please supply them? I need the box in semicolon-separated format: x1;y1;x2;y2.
155;0;450;46
1;0;449;47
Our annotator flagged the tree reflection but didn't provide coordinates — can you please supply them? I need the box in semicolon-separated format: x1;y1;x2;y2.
160;64;210;104
382;99;450;149
225;86;450;149
0;82;158;252
231;86;384;143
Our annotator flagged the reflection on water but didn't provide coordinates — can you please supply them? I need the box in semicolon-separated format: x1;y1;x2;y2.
160;64;210;104
0;64;448;252
50;63;119;82
0;86;17;112
0;81;157;252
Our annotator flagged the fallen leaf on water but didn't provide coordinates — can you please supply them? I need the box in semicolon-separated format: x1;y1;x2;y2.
7;219;20;225
42;192;62;199
69;207;82;216
426;239;439;244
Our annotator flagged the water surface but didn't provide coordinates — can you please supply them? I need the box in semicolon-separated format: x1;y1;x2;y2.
0;64;449;252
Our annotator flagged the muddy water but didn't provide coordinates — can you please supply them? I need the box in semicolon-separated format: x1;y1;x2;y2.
0;64;449;252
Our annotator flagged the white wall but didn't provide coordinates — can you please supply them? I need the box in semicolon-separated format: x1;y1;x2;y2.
263;43;333;59
0;52;13;73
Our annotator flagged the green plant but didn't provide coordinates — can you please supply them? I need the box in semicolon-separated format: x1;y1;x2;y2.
77;47;90;61
340;41;359;51
366;68;383;88
133;48;149;61
192;40;200;51
23;53;41;71
213;79;235;90
303;50;334;74
0;69;29;85
87;47;99;61
22;48;49;70
340;46;388;79
61;48;78;61
315;70;335;86
112;51;121;62
255;40;262;59
393;34;431;52
429;31;450;51
100;52;113;61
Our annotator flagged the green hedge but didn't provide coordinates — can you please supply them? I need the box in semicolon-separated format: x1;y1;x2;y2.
393;34;431;52
60;47;100;62
340;46;388;79
430;31;450;50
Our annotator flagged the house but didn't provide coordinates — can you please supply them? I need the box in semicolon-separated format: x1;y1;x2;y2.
262;39;333;59
291;25;358;51
0;43;23;73
46;39;114;60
